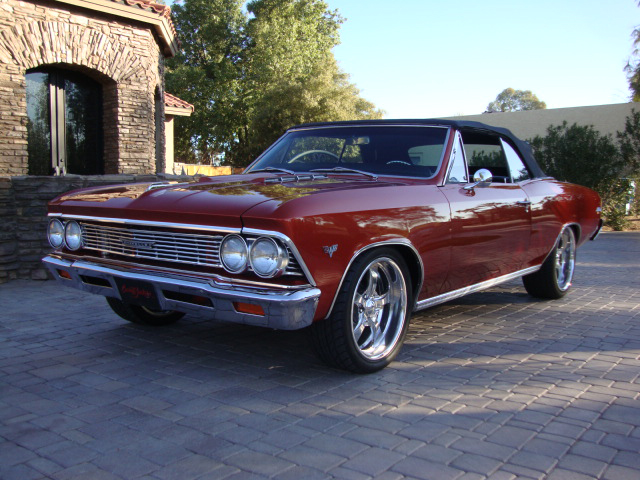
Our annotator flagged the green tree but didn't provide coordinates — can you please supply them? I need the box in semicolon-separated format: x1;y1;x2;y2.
485;88;547;113
625;3;640;100
618;109;640;175
165;0;246;165
166;0;382;167
242;0;381;162
617;110;640;220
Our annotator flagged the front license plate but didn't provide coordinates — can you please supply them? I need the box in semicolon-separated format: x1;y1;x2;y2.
115;278;161;310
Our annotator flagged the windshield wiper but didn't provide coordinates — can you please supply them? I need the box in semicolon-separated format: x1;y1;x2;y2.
310;167;378;181
249;167;296;175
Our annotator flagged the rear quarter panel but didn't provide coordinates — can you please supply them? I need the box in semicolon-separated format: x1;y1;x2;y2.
521;178;601;266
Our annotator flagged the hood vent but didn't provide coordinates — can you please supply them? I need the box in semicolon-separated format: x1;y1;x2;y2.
264;174;327;184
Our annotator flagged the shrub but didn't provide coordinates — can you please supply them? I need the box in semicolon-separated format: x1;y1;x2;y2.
529;118;639;229
529;122;622;194
600;178;634;231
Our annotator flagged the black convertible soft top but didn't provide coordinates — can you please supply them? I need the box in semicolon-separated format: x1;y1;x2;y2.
291;119;546;179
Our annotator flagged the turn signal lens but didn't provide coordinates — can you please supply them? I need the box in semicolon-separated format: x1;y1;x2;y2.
57;270;72;279
233;302;265;316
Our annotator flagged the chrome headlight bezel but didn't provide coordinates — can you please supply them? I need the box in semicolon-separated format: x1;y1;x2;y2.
220;234;249;274
249;236;289;278
64;220;83;251
47;219;65;249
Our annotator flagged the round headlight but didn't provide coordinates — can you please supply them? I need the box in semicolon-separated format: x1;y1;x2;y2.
220;234;248;273
249;237;289;278
48;219;65;249
64;220;83;251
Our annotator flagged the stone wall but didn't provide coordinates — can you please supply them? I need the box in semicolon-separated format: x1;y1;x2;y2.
0;174;195;283
0;0;166;175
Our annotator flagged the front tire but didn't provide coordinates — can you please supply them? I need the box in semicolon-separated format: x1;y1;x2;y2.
106;297;184;326
311;248;412;373
523;226;576;299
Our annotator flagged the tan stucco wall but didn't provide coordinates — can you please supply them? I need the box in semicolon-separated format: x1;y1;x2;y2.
443;103;638;141
165;115;175;174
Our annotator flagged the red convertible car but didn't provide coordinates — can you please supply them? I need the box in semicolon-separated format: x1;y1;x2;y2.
43;120;602;372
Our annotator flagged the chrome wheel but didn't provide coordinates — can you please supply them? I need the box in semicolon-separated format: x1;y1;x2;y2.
555;227;576;291
310;248;413;373
351;257;408;361
523;225;578;300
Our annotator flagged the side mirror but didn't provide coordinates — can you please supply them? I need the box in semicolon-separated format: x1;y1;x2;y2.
464;168;493;191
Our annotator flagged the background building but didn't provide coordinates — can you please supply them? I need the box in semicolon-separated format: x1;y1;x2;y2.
0;0;186;176
443;103;637;141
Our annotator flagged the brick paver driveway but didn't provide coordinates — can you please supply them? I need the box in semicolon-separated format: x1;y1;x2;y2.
1;232;639;480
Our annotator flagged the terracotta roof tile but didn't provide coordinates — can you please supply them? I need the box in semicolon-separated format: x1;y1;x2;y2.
119;0;170;16
164;92;194;112
110;0;177;38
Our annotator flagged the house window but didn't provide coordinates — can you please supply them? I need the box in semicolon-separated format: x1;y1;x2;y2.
26;67;103;175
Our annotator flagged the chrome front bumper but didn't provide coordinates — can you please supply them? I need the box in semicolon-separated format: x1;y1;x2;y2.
42;256;320;330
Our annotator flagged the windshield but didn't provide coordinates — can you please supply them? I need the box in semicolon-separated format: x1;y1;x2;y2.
246;126;449;178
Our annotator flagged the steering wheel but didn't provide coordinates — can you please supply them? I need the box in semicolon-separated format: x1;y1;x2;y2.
288;150;340;164
386;160;412;166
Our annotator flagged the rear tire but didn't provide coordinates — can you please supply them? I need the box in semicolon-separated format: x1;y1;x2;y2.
523;226;576;299
311;248;412;373
106;297;184;326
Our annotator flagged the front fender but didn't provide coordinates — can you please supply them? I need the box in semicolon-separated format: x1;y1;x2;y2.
241;184;451;320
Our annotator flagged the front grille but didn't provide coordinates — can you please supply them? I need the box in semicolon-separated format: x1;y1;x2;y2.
79;222;304;277
82;223;223;268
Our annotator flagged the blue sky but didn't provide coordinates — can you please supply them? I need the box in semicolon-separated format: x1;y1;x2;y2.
170;0;639;118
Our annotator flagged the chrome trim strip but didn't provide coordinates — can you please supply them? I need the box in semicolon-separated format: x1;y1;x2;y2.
43;255;320;330
48;214;241;234
242;228;317;286
324;239;424;320
590;219;603;241
53;254;310;291
414;265;541;311
440;130;466;187
288;124;451;132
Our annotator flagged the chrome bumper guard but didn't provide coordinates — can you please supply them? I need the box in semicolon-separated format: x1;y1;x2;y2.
42;256;320;330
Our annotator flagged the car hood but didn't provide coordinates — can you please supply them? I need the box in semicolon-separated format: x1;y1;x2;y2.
48;174;406;228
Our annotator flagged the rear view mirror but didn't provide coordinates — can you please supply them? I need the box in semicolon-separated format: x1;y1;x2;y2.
346;136;370;146
473;168;493;184
464;168;493;191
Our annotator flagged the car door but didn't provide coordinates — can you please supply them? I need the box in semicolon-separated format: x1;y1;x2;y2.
439;131;532;292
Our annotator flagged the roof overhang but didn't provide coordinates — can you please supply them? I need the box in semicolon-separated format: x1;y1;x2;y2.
165;106;192;117
164;92;193;116
53;0;179;57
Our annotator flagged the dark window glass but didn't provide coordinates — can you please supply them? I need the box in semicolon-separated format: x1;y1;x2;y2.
462;132;511;183
26;72;52;175
247;126;448;178
26;68;103;175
